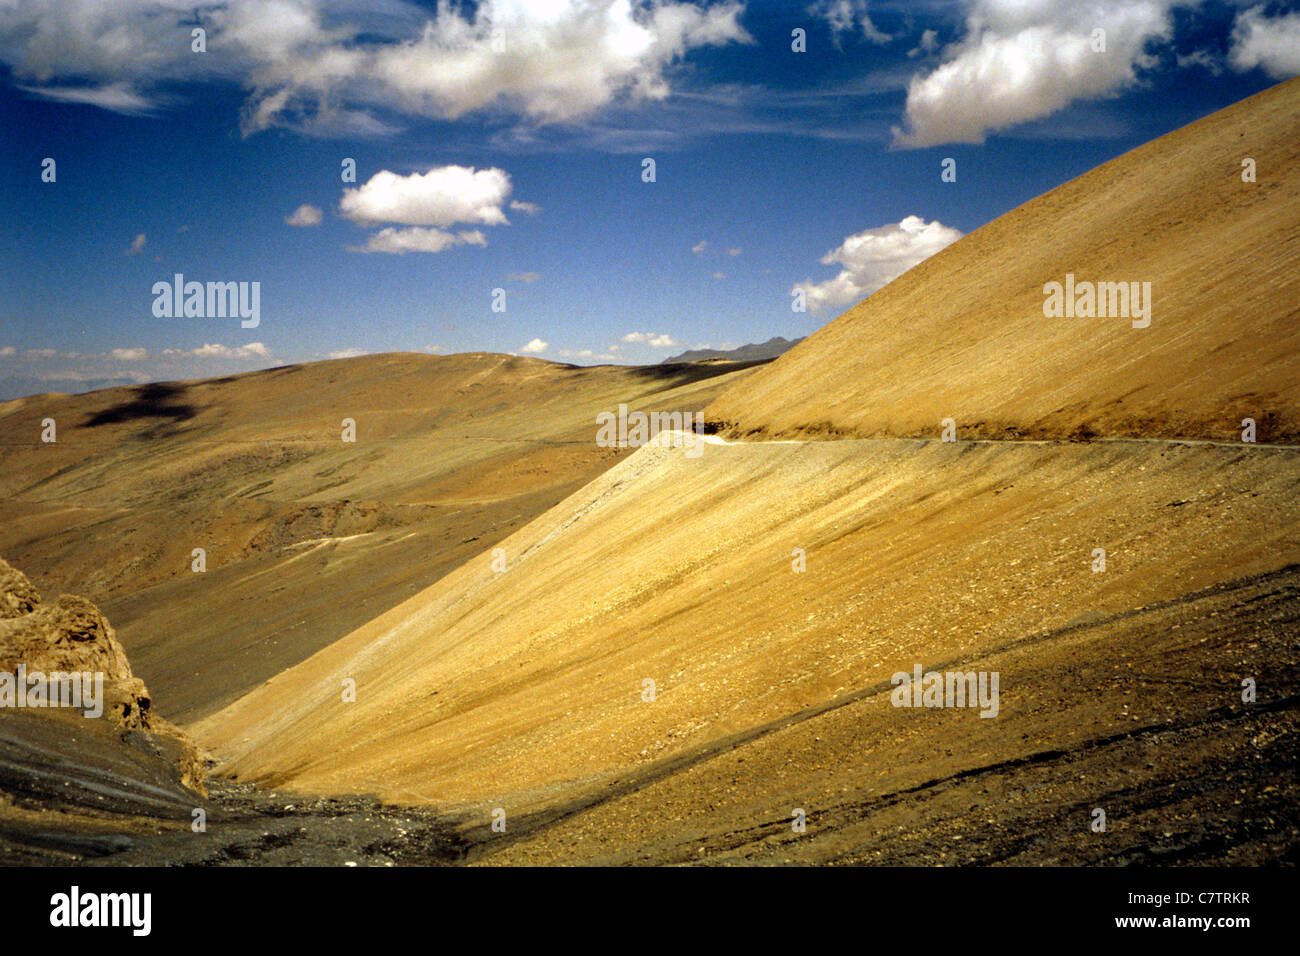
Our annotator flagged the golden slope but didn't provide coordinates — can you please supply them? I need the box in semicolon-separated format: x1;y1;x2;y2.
706;77;1300;443
193;436;1299;822
0;353;759;721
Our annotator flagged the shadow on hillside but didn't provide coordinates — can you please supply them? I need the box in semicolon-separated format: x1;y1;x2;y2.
626;357;774;384
82;383;198;433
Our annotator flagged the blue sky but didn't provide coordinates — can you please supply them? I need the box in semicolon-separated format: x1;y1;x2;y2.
1;0;1297;395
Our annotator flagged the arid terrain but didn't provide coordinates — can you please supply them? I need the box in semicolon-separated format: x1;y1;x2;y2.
1;78;1297;867
0;354;758;723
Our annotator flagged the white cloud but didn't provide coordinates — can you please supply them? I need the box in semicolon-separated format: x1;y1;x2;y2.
352;226;488;255
726;247;741;256
793;215;963;314
185;342;271;359
1230;6;1300;79
18;81;156;114
338;166;510;254
270;0;753;128
893;0;1178;148
908;28;938;58
507;271;541;283
127;233;146;255
519;338;549;354
327;348;367;359
1176;48;1221;74
110;347;148;360
25;349;57;359
711;271;726;279
341;166;512;228
508;200;541;215
0;346;15;357
808;0;890;46
622;332;679;348
691;240;707;254
38;371;87;382
285;203;323;226
0;1;751;132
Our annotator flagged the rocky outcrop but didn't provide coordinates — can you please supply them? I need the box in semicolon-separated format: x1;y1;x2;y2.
0;559;40;619
0;557;205;795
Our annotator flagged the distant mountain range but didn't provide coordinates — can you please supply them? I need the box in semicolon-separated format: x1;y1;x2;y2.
661;336;803;365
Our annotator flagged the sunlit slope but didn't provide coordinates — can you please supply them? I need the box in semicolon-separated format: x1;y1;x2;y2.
486;558;1299;864
0;353;758;721
706;77;1300;442
194;436;1300;809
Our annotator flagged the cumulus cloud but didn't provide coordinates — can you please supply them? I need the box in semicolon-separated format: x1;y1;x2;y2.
341;166;513;228
519;338;549;354
127;233;146;255
353;226;487;255
0;1;752;132
1230;6;1300;79
691;240;707;254
508;200;541;215
0;346;15;357
285;203;323;226
340;166;519;252
110;347;147;360
893;0;1178;148
622;332;679;348
792;215;963;314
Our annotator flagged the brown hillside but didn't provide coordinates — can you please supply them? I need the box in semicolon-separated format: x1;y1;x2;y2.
706;77;1300;443
0;352;758;721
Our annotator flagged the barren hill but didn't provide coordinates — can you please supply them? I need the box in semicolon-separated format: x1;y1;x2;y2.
193;434;1299;862
706;77;1300;443
0;352;759;721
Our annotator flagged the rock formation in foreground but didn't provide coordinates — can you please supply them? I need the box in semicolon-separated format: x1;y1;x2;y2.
0;557;205;795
